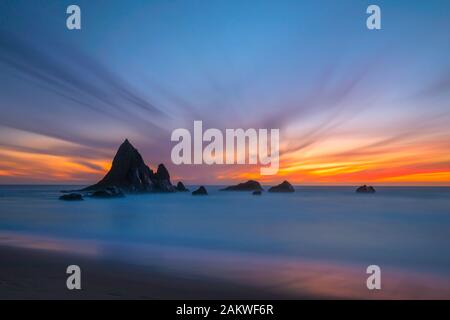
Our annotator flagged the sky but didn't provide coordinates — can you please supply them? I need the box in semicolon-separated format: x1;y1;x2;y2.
0;0;449;185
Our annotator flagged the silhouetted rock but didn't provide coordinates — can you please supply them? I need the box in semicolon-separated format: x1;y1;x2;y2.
89;191;112;198
59;193;83;201
82;139;175;193
268;181;295;193
152;164;176;192
156;163;170;180
221;180;263;191
60;190;77;193
176;181;189;192
192;186;208;195
356;185;376;193
89;187;124;199
252;190;262;195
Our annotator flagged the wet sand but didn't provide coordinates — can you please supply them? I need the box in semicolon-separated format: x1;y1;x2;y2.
0;245;294;300
2;234;450;300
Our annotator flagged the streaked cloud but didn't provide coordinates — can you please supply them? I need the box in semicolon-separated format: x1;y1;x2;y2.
0;0;449;185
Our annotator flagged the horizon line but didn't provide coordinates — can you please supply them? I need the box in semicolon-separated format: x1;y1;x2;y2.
1;183;449;188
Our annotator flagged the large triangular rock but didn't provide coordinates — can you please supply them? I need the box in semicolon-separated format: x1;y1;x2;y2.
83;139;175;193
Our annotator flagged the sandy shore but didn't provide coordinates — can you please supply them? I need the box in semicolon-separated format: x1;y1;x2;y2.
0;245;294;300
2;233;450;300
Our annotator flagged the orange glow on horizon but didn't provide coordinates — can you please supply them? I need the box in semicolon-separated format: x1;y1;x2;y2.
0;147;111;183
212;133;450;186
1;132;449;185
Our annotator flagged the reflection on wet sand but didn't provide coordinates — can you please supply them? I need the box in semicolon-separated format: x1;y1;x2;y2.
0;232;100;256
1;231;449;299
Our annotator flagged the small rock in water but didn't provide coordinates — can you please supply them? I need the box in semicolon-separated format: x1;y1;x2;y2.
356;185;376;193
252;190;262;195
220;180;263;191
192;186;208;195
176;181;189;192
268;181;295;193
59;193;83;201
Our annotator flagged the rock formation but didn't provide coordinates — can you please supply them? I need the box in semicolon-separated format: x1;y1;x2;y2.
176;181;189;192
220;180;263;191
268;180;295;193
89;187;124;198
152;164;176;192
192;186;208;195
252;190;262;195
356;185;376;193
82;139;175;193
59;193;83;201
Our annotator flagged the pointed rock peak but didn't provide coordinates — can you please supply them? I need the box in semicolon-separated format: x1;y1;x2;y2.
82;139;153;192
156;163;170;180
192;186;208;195
113;139;143;164
117;138;135;152
176;181;189;192
81;139;176;193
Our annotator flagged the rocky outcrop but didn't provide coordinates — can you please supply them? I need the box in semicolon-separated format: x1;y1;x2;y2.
176;181;189;192
356;185;376;193
59;193;83;201
220;180;263;192
89;187;124;198
252;190;262;195
152;164;176;192
192;186;208;195
268;180;295;193
82;139;175;193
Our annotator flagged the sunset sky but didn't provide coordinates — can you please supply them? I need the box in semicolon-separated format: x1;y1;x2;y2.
0;0;449;185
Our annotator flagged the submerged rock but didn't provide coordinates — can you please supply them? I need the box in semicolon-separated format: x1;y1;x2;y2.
89;187;124;199
268;181;295;193
221;180;263;192
192;186;208;195
81;139;175;193
252;190;262;195
356;185;376;193
59;193;83;201
176;181;189;192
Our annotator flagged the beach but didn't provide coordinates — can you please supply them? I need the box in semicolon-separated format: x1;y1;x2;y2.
0;244;293;300
1;230;450;299
1;185;450;299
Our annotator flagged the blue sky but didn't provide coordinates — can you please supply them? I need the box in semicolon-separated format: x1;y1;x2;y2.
0;0;449;184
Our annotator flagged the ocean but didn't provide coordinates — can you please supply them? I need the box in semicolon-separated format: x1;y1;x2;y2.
1;185;450;298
